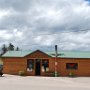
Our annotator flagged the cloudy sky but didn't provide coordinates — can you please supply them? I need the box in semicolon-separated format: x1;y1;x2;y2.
0;0;90;51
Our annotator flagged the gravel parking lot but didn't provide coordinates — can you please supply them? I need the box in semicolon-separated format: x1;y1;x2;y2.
0;74;90;90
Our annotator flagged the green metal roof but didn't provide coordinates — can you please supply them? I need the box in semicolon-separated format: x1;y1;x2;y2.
2;51;32;57
48;51;90;58
2;50;90;58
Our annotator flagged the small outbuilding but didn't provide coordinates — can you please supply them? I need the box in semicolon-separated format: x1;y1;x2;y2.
2;50;90;76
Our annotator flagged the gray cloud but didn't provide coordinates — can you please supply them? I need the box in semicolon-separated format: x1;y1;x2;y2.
0;0;90;51
0;0;32;12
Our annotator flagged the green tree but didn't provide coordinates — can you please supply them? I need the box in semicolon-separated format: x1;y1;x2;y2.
8;43;14;51
1;44;7;55
16;46;20;51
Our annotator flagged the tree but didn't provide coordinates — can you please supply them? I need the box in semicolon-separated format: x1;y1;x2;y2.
0;43;21;56
16;46;20;51
8;43;14;51
1;44;7;55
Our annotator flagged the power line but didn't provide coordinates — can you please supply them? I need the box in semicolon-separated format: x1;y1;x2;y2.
1;29;90;47
10;29;90;46
28;29;90;36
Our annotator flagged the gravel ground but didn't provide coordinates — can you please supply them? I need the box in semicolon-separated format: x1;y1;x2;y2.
0;74;90;90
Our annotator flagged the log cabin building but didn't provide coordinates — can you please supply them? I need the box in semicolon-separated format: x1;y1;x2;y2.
2;50;90;76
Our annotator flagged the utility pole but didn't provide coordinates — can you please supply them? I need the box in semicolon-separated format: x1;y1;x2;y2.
55;45;58;77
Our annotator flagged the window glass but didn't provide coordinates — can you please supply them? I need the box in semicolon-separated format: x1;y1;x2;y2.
66;63;78;70
27;59;34;71
42;59;49;72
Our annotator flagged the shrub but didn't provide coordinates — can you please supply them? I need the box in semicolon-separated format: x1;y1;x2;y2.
52;72;60;77
18;71;25;76
68;72;75;77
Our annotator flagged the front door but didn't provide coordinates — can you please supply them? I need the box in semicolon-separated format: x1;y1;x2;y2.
35;59;41;76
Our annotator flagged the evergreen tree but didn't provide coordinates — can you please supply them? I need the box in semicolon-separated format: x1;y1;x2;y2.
1;44;7;55
16;46;19;51
8;43;14;51
0;43;21;56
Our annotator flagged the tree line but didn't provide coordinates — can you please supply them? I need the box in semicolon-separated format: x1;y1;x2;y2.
1;43;20;56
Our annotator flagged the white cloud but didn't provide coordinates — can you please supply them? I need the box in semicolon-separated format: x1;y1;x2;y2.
55;31;90;50
13;29;23;38
33;30;90;50
0;30;13;40
34;35;55;46
0;0;90;51
0;10;10;19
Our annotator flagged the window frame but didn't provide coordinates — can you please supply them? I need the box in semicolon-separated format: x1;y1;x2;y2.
27;59;34;72
42;59;49;72
66;63;78;70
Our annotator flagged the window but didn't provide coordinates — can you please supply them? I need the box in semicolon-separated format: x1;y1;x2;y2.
66;63;78;70
27;59;34;71
42;59;49;72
